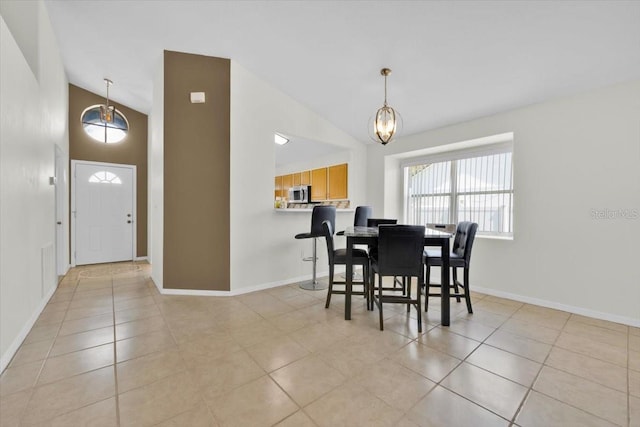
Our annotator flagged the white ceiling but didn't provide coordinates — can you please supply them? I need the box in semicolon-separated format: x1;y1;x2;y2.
275;134;348;169
45;1;640;144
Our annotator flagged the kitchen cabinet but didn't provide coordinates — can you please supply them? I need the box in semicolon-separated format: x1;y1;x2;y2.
275;163;347;202
274;175;283;199
328;163;348;200
300;171;311;185
282;174;294;198
311;168;327;201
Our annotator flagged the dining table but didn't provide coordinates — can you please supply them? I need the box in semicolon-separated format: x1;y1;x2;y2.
343;226;453;326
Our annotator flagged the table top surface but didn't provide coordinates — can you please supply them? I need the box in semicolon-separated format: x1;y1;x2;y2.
343;226;452;238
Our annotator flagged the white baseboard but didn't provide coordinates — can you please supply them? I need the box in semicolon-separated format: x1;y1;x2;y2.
0;284;57;373
153;269;347;298
473;285;640;328
134;256;148;262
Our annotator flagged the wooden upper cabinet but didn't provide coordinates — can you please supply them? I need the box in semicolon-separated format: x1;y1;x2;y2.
274;175;283;199
300;170;311;185
311;168;327;201
276;164;346;202
328;163;348;200
282;174;294;198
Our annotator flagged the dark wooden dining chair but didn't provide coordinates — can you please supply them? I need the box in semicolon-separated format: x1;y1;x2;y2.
366;218;398;259
366;218;403;303
424;221;478;313
321;220;370;309
370;225;425;332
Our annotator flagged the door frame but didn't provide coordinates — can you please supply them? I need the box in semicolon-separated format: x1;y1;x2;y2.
55;145;69;276
71;160;137;267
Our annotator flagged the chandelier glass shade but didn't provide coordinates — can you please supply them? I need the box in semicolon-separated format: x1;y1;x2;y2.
371;68;400;145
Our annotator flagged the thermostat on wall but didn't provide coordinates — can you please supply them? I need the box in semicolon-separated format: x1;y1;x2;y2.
190;92;206;103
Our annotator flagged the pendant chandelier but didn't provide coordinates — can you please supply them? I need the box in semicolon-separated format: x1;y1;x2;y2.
371;68;401;145
100;78;115;123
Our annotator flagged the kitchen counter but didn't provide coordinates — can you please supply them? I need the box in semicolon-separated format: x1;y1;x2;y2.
274;208;355;213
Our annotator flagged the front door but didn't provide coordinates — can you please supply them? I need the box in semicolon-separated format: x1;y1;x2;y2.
73;161;135;265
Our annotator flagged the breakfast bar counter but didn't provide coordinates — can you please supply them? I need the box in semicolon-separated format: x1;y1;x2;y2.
274;208;355;213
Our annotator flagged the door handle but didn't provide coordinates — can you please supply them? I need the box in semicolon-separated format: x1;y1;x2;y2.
127;220;132;224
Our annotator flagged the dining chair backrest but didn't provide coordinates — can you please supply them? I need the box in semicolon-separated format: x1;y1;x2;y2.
310;206;336;237
321;220;335;264
452;221;479;263
376;225;425;277
367;218;398;227
354;206;372;227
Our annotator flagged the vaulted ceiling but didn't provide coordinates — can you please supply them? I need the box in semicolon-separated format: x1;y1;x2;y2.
45;0;640;144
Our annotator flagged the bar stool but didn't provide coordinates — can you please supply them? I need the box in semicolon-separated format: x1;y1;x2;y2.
295;205;336;290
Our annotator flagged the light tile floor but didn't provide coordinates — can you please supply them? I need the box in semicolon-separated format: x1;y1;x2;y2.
1;262;638;426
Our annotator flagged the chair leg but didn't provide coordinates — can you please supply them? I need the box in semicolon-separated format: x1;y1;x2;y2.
464;267;473;314
371;267;376;311
378;275;384;331
325;264;334;308
363;263;370;310
425;265;431;312
416;277;423;333
406;277;411;313
452;267;461;303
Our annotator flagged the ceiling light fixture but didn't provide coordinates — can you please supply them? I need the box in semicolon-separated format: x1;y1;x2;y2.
100;78;115;123
371;68;401;145
274;133;289;145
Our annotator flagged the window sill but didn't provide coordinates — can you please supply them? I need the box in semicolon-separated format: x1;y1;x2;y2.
476;234;513;241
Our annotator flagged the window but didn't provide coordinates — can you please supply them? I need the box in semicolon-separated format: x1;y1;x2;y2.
405;145;513;237
81;105;129;144
89;171;122;184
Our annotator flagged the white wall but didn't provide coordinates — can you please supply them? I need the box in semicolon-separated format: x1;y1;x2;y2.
0;1;69;371
230;62;368;292
148;57;164;290
367;80;640;325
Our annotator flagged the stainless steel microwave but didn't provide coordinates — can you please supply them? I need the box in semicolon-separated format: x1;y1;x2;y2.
289;185;311;203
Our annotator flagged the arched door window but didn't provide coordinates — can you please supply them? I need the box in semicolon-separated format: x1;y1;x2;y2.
88;171;122;184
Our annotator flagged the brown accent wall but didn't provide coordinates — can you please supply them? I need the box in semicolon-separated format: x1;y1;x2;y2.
68;84;148;258
163;51;230;290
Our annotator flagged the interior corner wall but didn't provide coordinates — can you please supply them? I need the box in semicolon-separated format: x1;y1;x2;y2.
149;58;164;289
163;50;230;291
229;62;367;292
68;84;148;258
367;79;640;324
0;1;68;372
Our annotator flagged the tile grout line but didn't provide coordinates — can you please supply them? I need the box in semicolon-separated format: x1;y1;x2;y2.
15;271;80;424
507;307;571;425
149;271;221;426
112;263;125;427
511;312;628;427
398;297;520;423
